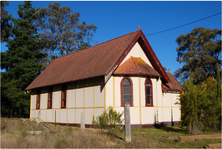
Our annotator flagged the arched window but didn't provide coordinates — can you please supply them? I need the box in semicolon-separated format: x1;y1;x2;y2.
121;77;133;107
145;78;153;106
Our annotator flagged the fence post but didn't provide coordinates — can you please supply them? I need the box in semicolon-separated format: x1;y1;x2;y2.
81;112;85;131
55;110;56;128
124;102;131;142
37;110;40;123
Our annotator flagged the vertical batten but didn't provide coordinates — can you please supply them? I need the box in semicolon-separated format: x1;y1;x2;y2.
59;91;61;123
171;93;172;123
139;77;142;125
84;87;85;120
40;94;41;121
75;89;76;123
104;83;106;111
45;111;47;122
66;90;68;123
113;77;115;111
93;86;95;120
156;79;159;122
162;92;164;122
52;92;54;122
30;95;32;119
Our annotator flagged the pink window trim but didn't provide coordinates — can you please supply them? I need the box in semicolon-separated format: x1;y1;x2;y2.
121;77;134;107
145;78;153;107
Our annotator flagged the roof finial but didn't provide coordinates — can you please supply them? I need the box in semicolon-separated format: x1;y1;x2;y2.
168;69;170;73
138;25;140;30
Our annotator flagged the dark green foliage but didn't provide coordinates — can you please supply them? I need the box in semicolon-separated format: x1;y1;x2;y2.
35;2;97;69
174;27;221;84
175;27;221;133
216;62;221;101
1;1;45;117
92;107;123;128
179;74;221;134
1;1;12;42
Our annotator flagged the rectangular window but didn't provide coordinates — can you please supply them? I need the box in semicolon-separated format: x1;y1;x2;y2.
61;90;66;108
36;94;40;109
48;92;52;109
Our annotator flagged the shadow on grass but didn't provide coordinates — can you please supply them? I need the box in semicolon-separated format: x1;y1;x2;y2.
105;132;125;141
155;124;187;134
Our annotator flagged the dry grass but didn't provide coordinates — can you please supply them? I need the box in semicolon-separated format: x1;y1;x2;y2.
1;118;221;148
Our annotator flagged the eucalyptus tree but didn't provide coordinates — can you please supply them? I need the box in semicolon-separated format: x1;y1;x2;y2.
35;2;97;69
174;27;221;84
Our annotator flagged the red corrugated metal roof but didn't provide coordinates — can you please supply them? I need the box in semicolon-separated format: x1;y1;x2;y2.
161;72;182;92
26;30;173;90
113;56;160;77
166;72;182;91
26;31;140;90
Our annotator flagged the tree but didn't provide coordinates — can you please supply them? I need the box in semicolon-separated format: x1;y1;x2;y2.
35;2;97;69
1;1;12;42
179;73;221;134
174;27;221;84
1;1;45;117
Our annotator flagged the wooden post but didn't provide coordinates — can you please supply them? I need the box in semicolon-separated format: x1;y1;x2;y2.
124;102;131;142
81;112;85;131
55;110;56;128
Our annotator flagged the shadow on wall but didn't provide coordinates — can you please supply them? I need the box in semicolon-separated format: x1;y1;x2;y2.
31;76;105;95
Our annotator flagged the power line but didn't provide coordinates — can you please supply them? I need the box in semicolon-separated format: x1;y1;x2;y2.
145;12;221;36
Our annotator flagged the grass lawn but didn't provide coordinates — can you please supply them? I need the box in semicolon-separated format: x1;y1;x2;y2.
1;118;221;148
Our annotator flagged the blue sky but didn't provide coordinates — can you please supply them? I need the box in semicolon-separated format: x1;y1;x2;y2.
1;1;221;75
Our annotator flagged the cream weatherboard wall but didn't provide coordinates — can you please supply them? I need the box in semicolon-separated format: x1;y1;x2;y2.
105;76;181;126
30;77;106;125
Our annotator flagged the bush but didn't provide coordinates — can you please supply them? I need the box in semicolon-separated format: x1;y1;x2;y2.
92;107;123;128
179;74;221;134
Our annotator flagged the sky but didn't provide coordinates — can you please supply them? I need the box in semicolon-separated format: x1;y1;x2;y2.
1;0;221;75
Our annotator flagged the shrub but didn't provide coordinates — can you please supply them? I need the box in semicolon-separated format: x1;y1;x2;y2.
92;107;123;128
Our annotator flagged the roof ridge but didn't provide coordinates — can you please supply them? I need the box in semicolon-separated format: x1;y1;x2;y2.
54;30;140;61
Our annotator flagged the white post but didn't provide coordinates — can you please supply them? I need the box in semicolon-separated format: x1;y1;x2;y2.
81;112;85;131
37;110;40;124
124;102;131;142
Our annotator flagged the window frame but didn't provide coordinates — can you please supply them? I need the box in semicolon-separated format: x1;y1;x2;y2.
121;77;133;107
61;89;67;108
145;78;153;107
47;92;53;109
47;86;53;109
36;91;41;109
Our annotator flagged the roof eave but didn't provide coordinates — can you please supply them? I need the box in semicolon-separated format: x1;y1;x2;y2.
25;75;105;91
112;73;160;78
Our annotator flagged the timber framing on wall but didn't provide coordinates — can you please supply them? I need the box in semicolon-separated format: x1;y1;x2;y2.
27;29;182;127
